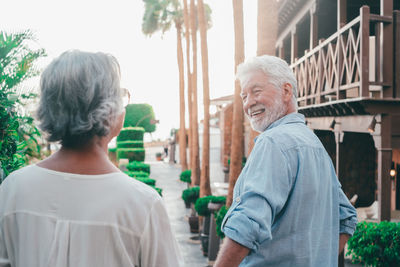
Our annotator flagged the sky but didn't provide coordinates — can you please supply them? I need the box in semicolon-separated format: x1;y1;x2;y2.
1;0;258;140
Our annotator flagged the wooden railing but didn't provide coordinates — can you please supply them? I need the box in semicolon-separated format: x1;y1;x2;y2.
291;6;394;109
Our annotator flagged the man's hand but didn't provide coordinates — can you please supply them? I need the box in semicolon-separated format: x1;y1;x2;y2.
339;233;350;254
214;237;250;267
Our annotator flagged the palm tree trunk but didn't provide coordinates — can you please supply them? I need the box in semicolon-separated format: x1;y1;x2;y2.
247;0;278;155
190;0;200;186
176;22;188;171
226;0;245;207
183;0;193;171
197;0;211;198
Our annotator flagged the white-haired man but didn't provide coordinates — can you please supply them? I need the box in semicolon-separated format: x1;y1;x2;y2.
215;55;357;266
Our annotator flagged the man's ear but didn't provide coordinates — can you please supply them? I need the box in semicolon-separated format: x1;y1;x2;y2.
282;83;293;102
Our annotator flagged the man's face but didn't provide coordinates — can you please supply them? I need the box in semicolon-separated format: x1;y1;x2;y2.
240;71;288;132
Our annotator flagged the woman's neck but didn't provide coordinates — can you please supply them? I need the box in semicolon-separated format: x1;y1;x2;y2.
37;137;119;175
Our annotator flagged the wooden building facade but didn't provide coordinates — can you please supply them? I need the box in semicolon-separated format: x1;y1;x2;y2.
274;0;400;221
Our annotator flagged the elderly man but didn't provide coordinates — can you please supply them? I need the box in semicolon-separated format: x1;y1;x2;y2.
215;55;357;266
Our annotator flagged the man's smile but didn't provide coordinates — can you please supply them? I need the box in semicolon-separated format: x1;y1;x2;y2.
249;108;265;118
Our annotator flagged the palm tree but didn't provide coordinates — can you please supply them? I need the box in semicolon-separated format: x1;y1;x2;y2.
197;0;212;198
142;0;188;170
226;0;245;207
189;0;201;186
182;0;193;173
247;0;279;155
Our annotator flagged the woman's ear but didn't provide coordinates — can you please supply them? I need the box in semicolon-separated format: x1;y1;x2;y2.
111;109;126;138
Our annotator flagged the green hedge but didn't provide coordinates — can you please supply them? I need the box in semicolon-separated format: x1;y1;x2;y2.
117;148;145;162
124;171;149;178
179;169;191;183
108;147;118;153
182;186;199;205
117;140;144;149
135;177;156;186
124;104;156;133
347;221;400;266
126;161;150;173
195;195;226;217
215;205;228;239
117;127;145;142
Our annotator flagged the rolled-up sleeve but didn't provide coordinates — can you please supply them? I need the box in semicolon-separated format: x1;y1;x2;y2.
338;188;358;235
222;138;293;252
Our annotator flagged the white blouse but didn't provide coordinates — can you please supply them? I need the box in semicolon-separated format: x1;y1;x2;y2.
0;165;183;267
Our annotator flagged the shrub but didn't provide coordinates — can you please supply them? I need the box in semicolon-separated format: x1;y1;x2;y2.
179;169;191;183
346;221;400;266
117;148;145;162
117;140;144;149
135;177;156;186
117;127;145;142
0;30;46;180
124;171;149;178
126;161;150;173
124;104;156;133
215;205;228;239
182;186;199;205
108;147;117;153
195;195;226;217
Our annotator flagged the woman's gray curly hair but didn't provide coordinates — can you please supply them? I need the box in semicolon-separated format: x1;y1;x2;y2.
37;50;124;148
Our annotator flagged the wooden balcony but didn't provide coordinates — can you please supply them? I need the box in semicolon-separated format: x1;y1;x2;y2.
292;6;400;117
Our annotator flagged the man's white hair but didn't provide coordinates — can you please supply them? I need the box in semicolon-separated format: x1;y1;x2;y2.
236;55;298;109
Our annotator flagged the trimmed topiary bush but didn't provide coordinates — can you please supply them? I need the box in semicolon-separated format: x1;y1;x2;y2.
179;169;191;183
215;205;228;239
124;104;156;133
195;195;226;217
117;148;145;162
126;161;150;174
117;140;144;149
346;221;400;266
117;127;145;142
135;177;156;186
124;171;149;178
182;186;200;206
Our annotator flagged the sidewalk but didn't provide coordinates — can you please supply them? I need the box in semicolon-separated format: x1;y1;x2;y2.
146;146;209;267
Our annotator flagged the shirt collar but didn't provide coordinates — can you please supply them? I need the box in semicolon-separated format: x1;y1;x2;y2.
254;113;305;142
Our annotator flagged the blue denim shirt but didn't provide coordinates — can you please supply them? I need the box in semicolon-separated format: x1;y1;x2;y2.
222;113;357;267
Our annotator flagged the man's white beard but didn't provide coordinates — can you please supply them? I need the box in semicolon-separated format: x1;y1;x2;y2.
248;97;287;132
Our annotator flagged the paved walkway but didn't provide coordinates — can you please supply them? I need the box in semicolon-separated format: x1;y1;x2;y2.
145;146;210;267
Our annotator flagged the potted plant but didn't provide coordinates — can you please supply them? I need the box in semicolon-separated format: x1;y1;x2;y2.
155;152;162;161
182;186;199;209
182;186;200;233
179;169;191;187
195;195;226;256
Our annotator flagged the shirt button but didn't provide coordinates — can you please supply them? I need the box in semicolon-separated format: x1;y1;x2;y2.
236;197;241;203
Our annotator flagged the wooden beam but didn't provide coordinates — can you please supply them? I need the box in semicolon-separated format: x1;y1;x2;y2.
360;6;370;98
278;43;285;59
291;28;298;64
381;0;394;98
337;0;347;30
394;11;400;99
310;6;318;50
372;114;392;221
